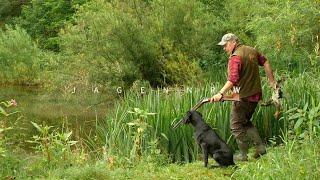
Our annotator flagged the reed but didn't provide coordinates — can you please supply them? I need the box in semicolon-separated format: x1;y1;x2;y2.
96;73;320;162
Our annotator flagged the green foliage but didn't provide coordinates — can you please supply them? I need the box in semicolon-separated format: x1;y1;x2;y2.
127;108;155;161
0;26;43;85
232;138;320;179
0;0;27;25
96;80;283;162
226;0;320;72
200;0;226;17
0;151;25;179
15;0;87;51
28;121;77;165
89;71;320;163
55;162;111;179
60;0;219;88
0;99;18;174
1;0;319;89
0;1;320;179
278;73;320;142
5;137;318;179
125;108;169;165
286;101;320;141
0;99;18;117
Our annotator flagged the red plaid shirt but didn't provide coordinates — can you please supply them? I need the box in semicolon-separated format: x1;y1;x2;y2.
227;53;266;102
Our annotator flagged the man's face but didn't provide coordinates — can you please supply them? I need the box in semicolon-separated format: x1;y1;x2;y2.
223;41;236;55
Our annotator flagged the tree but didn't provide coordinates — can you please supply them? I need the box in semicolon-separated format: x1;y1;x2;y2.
59;0;221;88
15;0;87;51
0;0;28;27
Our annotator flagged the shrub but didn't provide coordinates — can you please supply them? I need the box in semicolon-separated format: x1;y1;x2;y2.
225;0;320;72
59;0;220;88
0;26;42;85
14;0;86;51
28;122;78;166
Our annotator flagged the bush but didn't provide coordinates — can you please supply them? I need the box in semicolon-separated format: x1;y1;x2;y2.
14;0;86;51
225;0;320;72
0;26;43;85
59;0;220;88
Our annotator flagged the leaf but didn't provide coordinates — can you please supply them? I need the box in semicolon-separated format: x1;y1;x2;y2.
296;109;304;113
137;127;145;133
68;141;78;146
134;108;142;114
294;118;304;130
64;132;73;139
308;108;317;120
289;113;302;120
31;121;42;132
146;112;156;116
0;106;8;116
127;122;136;126
303;103;308;111
161;133;169;141
285;107;298;114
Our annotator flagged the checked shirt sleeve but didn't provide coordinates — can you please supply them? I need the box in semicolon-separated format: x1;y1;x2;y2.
227;56;241;85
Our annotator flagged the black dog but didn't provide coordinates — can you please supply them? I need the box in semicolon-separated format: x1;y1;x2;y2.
184;110;235;167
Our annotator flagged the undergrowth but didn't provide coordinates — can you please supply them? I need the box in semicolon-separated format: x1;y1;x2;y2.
1;137;319;179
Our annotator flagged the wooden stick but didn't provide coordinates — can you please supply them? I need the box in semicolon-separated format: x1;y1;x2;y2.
172;94;240;129
222;93;240;102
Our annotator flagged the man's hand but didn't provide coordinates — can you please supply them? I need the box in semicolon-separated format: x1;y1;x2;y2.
209;93;223;102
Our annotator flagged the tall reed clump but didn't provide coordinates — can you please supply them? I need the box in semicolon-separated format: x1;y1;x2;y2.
96;81;276;163
94;72;319;163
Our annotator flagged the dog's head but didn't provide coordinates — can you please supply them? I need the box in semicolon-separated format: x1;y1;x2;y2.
184;110;203;124
173;110;203;129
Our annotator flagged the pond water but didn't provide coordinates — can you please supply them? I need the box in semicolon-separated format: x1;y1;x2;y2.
0;86;113;149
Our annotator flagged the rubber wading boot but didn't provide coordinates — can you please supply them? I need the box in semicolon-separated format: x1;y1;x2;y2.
247;127;266;158
234;137;248;161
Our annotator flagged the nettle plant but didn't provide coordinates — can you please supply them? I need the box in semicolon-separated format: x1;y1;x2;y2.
28;122;77;164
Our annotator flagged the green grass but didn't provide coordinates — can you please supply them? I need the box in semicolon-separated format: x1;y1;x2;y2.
2;137;318;179
232;139;320;179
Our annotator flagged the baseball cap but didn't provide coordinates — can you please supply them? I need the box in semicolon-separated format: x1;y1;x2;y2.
217;33;239;46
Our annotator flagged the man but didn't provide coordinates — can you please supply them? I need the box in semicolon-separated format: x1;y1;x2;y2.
210;33;276;161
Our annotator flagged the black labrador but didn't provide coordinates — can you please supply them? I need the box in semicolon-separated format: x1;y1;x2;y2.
184;110;235;167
